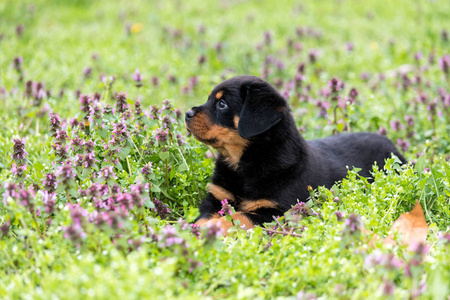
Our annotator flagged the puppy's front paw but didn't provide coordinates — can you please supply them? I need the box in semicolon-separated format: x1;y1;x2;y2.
198;213;255;237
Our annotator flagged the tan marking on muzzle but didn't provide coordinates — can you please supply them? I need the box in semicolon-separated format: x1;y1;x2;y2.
187;112;249;169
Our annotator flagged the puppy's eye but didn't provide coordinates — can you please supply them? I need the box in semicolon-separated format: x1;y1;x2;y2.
217;100;227;109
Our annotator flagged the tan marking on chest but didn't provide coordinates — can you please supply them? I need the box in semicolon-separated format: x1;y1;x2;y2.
208;125;249;170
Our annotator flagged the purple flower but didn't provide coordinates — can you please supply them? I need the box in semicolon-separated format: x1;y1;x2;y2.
308;49;318;63
129;181;148;207
12;56;23;73
63;223;87;244
98;166;115;181
43;172;57;193
438;232;450;245
314;100;331;117
16;25;24;38
346;42;354;52
442;30;449;41
348;88;359;103
176;134;186;146
364;249;402;270
89;104;102;121
133;68;143;87
84;139;96;153
381;280;395;296
397;139;409;152
82;67;92;79
390;120;401;131
41;191;56;214
52;143;70;162
198;55;206;65
112;120;129;140
203;221;224;242
103;104;114;116
343;213;362;236
116;91;128;114
135;98;142;120
49;113;61;135
16;186;35;210
79;94;91;113
153;198;171;219
439;55;450;75
141;163;153;180
377;126;387;136
162;99;174;112
334;211;344;221
263;31;272;46
410;241;429;259
157;225;188;249
82;151;98;168
2;182;18;205
0;220;10;237
11;137;28;164
55;130;68;143
155;128;169;143
329;78;345;94
296;291;317;300
56;161;76;187
218;199;233;216
152;76;160;86
404;115;414;126
11;163;27;178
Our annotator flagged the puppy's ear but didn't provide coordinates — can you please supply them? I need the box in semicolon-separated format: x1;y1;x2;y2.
238;79;287;139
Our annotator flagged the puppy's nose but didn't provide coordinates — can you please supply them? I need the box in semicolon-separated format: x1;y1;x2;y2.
185;109;197;121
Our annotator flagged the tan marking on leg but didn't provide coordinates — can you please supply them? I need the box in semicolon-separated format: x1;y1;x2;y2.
215;90;224;99
240;199;277;213
195;213;221;226
208;183;234;202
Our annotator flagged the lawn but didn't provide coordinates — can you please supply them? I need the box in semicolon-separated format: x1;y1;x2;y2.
0;0;449;299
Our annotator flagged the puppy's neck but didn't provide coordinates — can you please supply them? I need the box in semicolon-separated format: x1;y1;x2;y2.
215;136;249;170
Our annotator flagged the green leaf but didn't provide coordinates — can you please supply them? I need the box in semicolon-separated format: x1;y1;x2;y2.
159;151;170;161
119;146;131;159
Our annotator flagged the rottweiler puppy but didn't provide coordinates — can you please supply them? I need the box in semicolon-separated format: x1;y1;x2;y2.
185;75;406;233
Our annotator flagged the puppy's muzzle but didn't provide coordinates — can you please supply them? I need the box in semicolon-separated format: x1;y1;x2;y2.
185;109;196;122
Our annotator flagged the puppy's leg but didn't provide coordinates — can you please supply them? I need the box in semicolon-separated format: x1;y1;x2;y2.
195;183;235;225
200;199;283;236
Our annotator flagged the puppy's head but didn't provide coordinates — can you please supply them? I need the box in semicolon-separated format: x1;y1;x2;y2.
185;76;288;165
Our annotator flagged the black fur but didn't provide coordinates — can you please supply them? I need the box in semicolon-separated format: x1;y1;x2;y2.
185;75;407;227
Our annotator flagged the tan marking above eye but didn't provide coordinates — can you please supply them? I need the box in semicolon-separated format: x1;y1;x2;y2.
216;90;224;99
208;183;234;202
240;199;277;213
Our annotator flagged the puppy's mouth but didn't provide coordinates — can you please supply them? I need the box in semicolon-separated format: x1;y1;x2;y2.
185;121;218;146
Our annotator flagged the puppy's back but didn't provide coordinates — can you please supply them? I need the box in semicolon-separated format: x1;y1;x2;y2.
306;132;406;181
